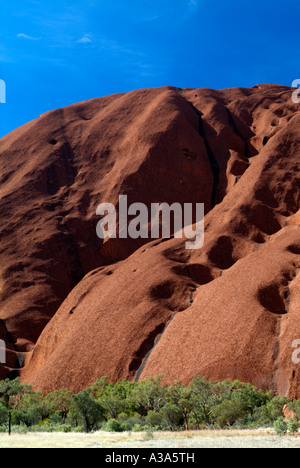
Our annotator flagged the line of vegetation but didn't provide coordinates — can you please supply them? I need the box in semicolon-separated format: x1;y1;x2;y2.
0;376;299;435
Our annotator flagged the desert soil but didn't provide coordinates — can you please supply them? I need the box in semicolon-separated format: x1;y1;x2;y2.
0;430;299;448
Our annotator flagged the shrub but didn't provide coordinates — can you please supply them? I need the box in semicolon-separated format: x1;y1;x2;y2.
30;423;54;432
39;418;51;426
143;426;154;441
274;417;288;435
212;400;246;428
132;423;144;432
104;419;124;432
51;424;72;433
73;426;85;433
287;419;299;434
10;423;29;434
145;410;163;428
0;404;8;426
160;404;183;431
267;397;291;422
287;399;300;421
229;381;271;419
116;411;145;431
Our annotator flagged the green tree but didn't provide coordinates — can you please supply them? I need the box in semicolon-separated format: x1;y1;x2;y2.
88;377;109;397
0;401;8;426
45;389;72;423
189;376;220;426
160;403;183;431
97;380;135;419
230;381;270;413
212;400;246;428
130;376;167;415
68;390;104;433
168;381;193;431
18;390;51;423
0;378;31;435
267;397;290;422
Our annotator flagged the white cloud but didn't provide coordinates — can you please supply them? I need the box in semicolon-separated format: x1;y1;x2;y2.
189;0;200;8
98;38;166;79
77;34;92;44
179;0;201;21
17;33;41;41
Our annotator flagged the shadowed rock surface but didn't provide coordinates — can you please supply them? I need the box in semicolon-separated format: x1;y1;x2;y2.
0;84;299;395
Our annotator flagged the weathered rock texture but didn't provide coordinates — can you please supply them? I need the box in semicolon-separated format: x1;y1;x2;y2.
0;84;299;396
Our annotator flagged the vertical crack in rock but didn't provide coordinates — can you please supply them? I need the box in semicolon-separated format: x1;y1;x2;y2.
272;316;282;395
64;232;85;288
225;107;252;163
272;273;297;394
57;220;86;289
47;141;78;196
197;111;220;209
178;90;220;209
134;266;198;382
134;314;177;383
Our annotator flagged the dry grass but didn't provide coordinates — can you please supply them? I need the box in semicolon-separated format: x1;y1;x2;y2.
0;429;299;448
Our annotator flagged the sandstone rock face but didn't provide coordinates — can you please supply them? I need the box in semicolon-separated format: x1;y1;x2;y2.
283;404;297;422
0;84;299;396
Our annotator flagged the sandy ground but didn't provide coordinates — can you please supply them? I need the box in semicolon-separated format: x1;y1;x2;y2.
0;430;300;448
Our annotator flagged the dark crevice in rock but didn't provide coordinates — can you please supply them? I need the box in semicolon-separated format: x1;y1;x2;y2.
177;91;220;210
133;259;202;382
258;285;286;315
64;233;85;288
198;116;220;209
46;141;78;196
208;236;236;270
225;107;257;160
132;320;172;381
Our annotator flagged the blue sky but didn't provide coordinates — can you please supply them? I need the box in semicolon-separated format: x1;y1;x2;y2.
0;0;299;137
